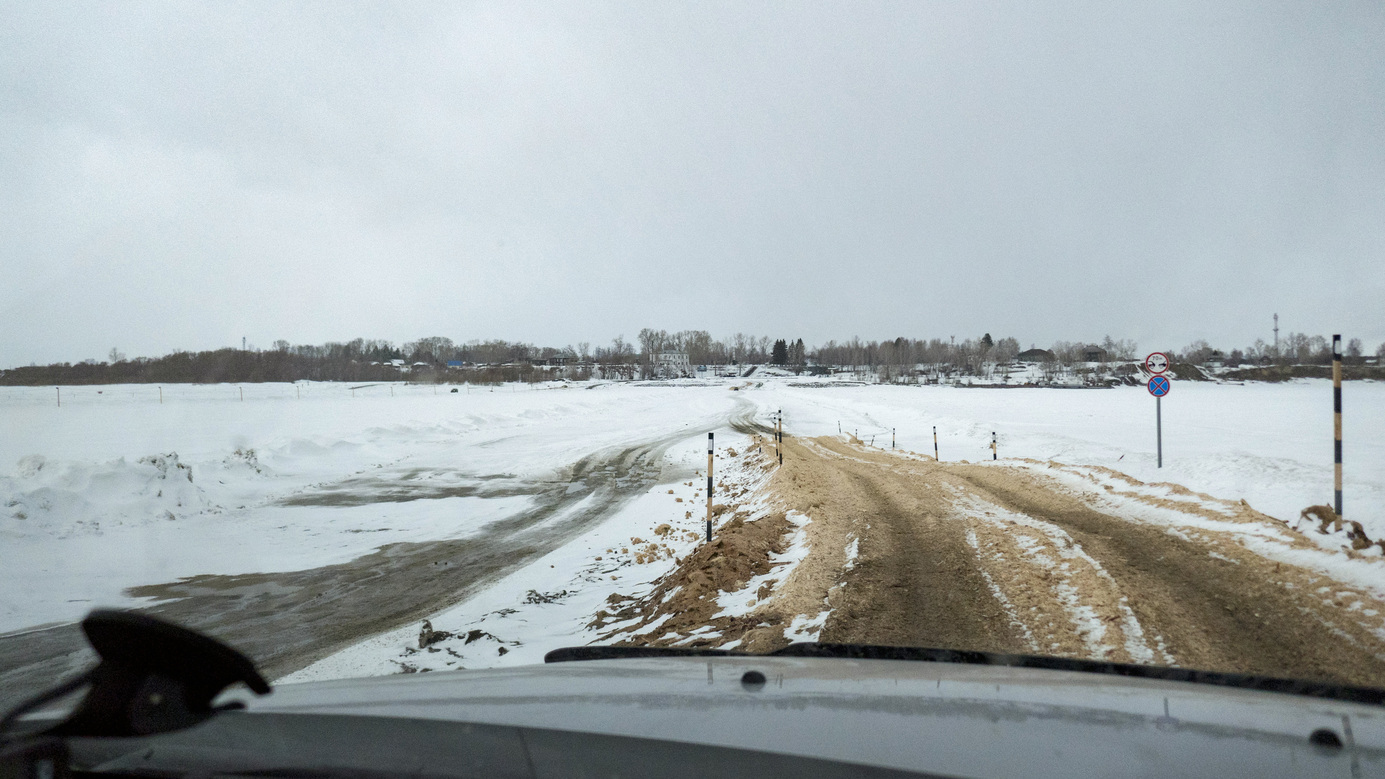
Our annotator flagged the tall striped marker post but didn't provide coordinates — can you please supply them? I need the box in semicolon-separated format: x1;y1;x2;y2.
1334;334;1343;518
933;426;939;461
991;432;997;460
706;432;714;542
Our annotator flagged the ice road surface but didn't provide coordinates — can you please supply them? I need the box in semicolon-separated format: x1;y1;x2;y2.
2;378;1381;646
0;382;737;633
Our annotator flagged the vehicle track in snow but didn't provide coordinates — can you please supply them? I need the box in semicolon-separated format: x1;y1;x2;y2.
767;435;1385;687
0;399;765;706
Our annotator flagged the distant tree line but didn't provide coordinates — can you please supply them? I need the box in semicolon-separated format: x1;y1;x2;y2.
1176;334;1382;367
4;329;1378;386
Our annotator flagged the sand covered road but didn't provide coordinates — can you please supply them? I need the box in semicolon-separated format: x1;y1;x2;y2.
613;433;1385;688
785;435;1385;686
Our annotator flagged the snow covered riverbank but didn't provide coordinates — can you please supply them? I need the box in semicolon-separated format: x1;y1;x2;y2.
2;378;1380;657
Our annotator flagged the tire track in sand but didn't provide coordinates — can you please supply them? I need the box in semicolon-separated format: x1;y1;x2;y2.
763;435;1385;687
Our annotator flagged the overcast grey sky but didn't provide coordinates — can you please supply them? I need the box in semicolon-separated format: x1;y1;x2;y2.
2;1;1382;365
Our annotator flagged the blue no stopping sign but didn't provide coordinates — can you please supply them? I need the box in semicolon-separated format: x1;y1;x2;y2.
1148;375;1171;397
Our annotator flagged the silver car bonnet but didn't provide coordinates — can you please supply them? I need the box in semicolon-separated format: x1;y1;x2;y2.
242;656;1384;778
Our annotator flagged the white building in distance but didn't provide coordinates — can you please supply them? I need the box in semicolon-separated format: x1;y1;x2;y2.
655;351;692;378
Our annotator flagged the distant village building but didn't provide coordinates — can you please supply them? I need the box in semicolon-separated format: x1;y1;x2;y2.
1082;345;1108;362
1016;348;1055;363
655;351;692;378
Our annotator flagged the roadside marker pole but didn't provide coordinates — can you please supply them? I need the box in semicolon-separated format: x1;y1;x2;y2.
933;426;938;461
706;433;714;542
56;387;60;408
1334;334;1343;518
240;387;244;402
159;386;163;404
991;432;997;460
892;428;895;449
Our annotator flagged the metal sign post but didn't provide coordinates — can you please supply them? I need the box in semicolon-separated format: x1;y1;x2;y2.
1146;355;1171;468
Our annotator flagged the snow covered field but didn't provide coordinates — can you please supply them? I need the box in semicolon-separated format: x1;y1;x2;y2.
2;377;1381;678
0;381;741;633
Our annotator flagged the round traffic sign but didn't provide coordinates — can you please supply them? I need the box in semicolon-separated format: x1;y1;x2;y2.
1148;375;1171;397
1145;352;1169;374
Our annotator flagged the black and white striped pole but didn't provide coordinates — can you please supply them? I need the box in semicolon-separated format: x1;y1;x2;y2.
1334;334;1343;518
892;428;895;449
991;432;997;460
706;432;714;542
933;426;939;461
